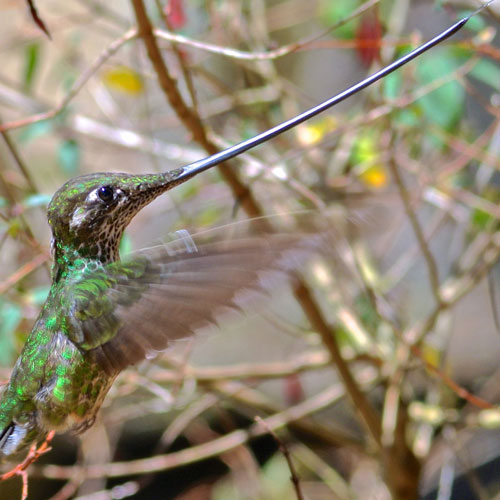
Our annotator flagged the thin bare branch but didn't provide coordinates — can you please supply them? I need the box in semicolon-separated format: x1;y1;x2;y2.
0;252;49;295
26;0;51;39
255;416;305;500
388;157;442;304
0;29;137;132
31;381;371;480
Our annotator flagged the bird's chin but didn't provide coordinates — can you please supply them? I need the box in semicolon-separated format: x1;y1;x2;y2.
0;422;40;461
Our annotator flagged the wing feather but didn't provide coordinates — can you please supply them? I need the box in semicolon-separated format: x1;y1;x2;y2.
67;233;318;375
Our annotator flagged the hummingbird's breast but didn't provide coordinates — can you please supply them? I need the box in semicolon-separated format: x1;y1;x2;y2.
0;299;116;458
2;298;115;435
34;330;116;432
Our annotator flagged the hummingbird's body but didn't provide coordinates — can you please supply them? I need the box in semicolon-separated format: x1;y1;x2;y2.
0;170;304;458
0;172;171;456
0;281;115;455
0;244;135;454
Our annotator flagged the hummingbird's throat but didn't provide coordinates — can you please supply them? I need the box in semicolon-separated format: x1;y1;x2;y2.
53;225;124;276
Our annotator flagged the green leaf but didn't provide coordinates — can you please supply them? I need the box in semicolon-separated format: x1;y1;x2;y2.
18;119;54;143
416;47;465;131
29;286;51;306
383;72;402;100
351;130;379;165
471;208;495;231
470;59;500;91
260;454;297;498
195;206;221;227
7;219;21;238
176;179;199;201
318;0;360;38
58;138;80;174
458;10;485;32
23;42;40;90
23;193;51;209
394;107;421;128
212;453;294;500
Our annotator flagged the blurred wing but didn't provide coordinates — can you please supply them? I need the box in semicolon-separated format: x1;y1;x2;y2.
67;232;317;375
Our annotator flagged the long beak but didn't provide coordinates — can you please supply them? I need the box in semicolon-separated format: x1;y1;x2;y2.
163;10;477;187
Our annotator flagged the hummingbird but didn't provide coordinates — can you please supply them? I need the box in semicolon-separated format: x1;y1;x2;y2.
0;10;474;459
0;169;314;459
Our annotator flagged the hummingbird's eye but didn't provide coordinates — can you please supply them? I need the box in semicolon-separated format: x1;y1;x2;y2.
97;186;114;203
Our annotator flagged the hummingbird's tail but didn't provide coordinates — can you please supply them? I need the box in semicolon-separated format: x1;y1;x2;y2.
0;383;44;460
0;413;42;460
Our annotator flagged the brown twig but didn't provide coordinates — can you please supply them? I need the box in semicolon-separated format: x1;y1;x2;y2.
147;0;381;62
155;0;198;109
0;252;50;295
30;382;366;480
131;0;262;224
151;357;370;450
1;129;37;193
0;124;45;257
255;416;304;500
293;282;383;448
26;0;51;39
388;157;442;305
410;344;494;410
153;350;330;383
47;478;84;500
0;431;55;499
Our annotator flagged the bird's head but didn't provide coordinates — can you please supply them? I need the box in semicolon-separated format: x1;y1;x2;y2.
47;170;183;268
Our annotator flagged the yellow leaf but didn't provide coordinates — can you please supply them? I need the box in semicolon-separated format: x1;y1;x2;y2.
102;66;144;95
409;401;445;425
478;408;500;429
358;164;388;188
476;26;495;44
296;116;337;146
420;343;441;369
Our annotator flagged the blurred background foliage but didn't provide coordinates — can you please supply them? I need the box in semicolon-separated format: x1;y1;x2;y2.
0;0;500;499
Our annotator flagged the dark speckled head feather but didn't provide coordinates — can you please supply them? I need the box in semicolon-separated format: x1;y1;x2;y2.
47;171;183;267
